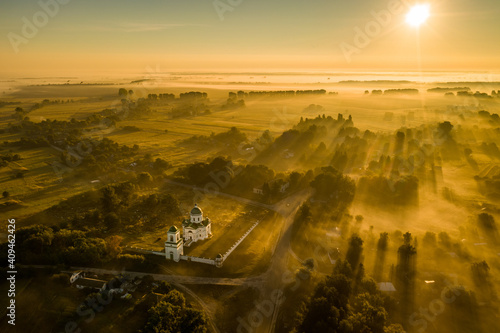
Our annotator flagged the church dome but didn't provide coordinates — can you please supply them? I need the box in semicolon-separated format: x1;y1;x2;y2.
168;225;178;233
190;204;203;215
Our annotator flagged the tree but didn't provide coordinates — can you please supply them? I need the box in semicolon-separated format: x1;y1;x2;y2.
18;225;54;256
262;182;271;198
438;121;453;137
403;232;412;246
143;290;208;333
104;213;121;230
153;158;171;173
350;293;387;333
58;236;108;265
478;213;496;230
2;191;9;198
118;88;128;96
394;131;405;155
395;233;417;321
289;171;302;189
137;172;153;187
477;213;498;244
101;186;120;213
294;202;312;227
303;258;315;271
345;234;364;272
105;235;123;258
153;281;173;295
471;261;490;285
384;324;406;333
185;162;210;186
161;194;181;216
438;231;451;248
259;129;273;145
310;167;355;205
144;194;160;208
296;259;398;333
377;232;389;251
373;233;389;281
422;232;436;246
113;181;136;207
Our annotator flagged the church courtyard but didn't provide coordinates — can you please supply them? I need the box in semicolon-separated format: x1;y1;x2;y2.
123;194;280;266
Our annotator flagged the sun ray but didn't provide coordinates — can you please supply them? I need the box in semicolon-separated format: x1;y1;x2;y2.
406;4;431;27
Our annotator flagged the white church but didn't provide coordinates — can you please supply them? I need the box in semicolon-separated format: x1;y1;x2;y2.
182;204;212;243
165;204;212;261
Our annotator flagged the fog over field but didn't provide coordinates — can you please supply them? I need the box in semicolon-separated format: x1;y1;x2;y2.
1;0;500;332
1;72;500;333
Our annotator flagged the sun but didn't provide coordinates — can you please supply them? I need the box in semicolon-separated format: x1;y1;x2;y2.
406;4;430;27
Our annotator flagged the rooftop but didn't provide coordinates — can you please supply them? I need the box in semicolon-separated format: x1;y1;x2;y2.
183;217;211;229
191;204;203;215
75;277;107;289
378;282;396;292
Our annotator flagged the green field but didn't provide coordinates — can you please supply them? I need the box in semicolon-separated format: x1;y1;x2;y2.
2;80;500;238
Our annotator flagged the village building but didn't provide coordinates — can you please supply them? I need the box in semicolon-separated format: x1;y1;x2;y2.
70;271;107;292
378;282;396;294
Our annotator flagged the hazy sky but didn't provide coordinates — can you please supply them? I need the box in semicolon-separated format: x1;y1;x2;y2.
1;0;499;76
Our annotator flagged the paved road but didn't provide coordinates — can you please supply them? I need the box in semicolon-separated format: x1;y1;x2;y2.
255;190;310;333
70;266;265;287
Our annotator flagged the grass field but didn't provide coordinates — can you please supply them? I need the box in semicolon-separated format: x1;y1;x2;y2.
0;85;496;233
0;142;103;224
2;78;500;263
